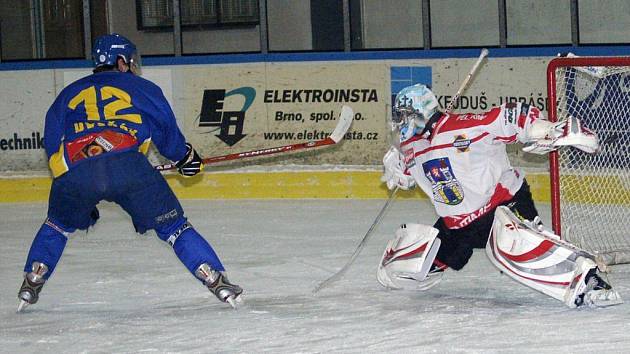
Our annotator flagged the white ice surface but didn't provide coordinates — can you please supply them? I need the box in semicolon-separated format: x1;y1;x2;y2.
1;199;629;354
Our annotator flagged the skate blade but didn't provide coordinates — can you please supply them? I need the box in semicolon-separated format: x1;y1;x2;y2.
17;300;29;313
226;295;243;309
585;290;624;308
589;298;624;308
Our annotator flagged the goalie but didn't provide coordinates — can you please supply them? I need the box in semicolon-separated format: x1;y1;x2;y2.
378;84;622;308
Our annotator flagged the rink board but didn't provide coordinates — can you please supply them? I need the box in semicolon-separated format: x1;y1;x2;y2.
0;170;552;202
0;56;555;174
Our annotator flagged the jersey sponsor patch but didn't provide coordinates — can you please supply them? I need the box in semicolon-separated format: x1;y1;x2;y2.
452;135;471;153
504;105;518;125
519;103;530;118
402;146;416;167
65;130;137;163
518;104;531;128
456;113;486;121
422;157;464;205
440;109;500;132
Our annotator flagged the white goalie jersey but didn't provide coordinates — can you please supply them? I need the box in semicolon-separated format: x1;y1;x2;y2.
400;103;544;229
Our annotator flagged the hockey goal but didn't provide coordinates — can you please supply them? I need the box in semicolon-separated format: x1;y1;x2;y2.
547;56;630;265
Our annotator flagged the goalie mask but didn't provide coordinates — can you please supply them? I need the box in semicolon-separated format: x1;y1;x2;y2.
392;84;439;141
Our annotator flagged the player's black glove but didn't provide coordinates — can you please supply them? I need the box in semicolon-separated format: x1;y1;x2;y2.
175;143;204;177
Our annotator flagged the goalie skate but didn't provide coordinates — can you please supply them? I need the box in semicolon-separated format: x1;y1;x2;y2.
17;262;49;312
195;263;243;309
573;269;623;308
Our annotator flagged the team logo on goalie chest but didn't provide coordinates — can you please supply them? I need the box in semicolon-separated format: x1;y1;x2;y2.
422;157;464;205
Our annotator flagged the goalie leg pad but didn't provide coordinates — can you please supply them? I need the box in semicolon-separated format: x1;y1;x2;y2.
377;223;444;291
486;206;622;308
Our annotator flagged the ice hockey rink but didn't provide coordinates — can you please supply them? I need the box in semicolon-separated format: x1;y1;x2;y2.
1;199;629;353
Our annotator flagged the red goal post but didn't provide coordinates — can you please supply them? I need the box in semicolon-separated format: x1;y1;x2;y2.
546;56;630;265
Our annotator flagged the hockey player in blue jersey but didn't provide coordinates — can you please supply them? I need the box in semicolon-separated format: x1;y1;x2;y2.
17;33;242;311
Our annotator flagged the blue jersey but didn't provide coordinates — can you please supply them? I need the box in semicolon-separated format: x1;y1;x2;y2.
44;71;187;177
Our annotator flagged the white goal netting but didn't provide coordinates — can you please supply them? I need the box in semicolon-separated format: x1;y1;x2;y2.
548;57;630;265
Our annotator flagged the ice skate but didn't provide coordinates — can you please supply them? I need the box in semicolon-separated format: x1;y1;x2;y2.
17;262;49;312
574;269;623;308
195;263;243;309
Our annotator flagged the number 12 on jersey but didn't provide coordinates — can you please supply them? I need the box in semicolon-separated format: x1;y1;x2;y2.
68;85;142;124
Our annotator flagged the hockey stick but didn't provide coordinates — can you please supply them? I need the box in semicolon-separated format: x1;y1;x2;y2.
312;49;489;294
446;48;489;112
155;105;354;171
312;186;399;294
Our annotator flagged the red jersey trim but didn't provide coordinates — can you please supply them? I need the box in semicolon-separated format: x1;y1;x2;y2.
494;134;517;143
518;113;527;129
413;132;490;158
437;108;501;133
443;183;515;229
401;134;423;147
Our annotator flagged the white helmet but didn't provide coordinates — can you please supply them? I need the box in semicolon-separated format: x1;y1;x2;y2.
392;84;439;140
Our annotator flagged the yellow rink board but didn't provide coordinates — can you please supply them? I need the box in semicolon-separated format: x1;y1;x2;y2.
0;171;552;203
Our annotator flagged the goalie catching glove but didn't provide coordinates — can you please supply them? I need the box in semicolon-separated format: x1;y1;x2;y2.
523;115;599;155
382;147;415;190
175;143;204;177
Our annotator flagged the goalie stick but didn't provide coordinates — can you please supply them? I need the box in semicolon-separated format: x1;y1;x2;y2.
155;105;354;171
312;49;489;294
446;48;489;112
312;186;399;294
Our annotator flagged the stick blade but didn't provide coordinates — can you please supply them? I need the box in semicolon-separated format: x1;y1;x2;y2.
329;105;354;143
313;272;343;294
312;187;398;294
